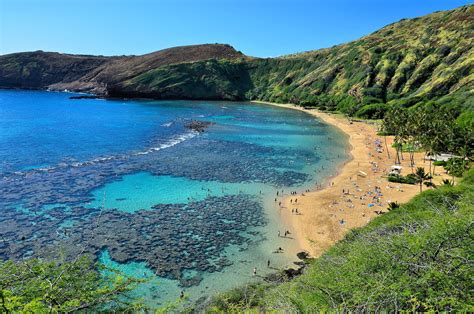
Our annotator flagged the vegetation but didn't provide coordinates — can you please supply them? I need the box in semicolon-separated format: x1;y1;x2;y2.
242;4;473;115
387;173;417;185
386;201;400;211
415;167;430;192
446;157;472;178
204;169;474;312
1;5;472;108
0;255;146;312
382;102;473;176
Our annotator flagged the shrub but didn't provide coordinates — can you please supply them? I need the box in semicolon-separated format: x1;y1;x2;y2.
387;173;417;184
445;157;470;177
355;103;390;119
0;256;146;312
433;160;447;166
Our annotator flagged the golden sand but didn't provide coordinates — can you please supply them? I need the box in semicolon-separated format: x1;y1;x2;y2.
253;101;452;257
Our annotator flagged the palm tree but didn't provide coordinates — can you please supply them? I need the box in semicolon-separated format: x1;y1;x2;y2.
381;116;391;160
425;149;435;183
442;179;453;186
415;167;430;193
387;201;400;211
385;107;405;165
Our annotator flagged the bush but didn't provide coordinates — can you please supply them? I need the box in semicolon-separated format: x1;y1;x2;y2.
355;103;390;119
388;173;417;184
405;173;419;184
0;256;146;312
424;181;436;188
445;157;470;177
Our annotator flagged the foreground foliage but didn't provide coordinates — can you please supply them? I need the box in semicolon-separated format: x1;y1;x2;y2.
207;169;474;312
0;255;145;312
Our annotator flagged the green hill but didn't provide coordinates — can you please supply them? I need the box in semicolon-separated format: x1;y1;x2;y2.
114;4;473;114
0;44;246;94
1;5;472;113
247;4;473;106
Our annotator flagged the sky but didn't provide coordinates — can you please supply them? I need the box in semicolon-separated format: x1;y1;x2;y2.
0;0;471;57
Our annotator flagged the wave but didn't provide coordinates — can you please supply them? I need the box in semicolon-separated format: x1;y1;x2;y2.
12;131;198;175
134;131;197;156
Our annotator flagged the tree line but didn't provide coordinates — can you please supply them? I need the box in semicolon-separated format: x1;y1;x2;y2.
381;102;473;180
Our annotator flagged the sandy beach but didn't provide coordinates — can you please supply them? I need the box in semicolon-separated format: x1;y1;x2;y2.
253;101;452;257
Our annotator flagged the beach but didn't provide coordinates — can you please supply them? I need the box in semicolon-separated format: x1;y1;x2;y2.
253;101;451;257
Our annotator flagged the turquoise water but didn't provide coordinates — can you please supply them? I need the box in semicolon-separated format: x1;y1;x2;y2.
88;173;268;212
0;90;349;307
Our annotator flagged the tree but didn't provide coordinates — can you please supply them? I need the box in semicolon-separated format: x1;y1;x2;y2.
0;256;147;312
380;117;391;160
445;157;469;179
415;167;430;192
383;107;405;164
442;179;453;186
387;201;400;211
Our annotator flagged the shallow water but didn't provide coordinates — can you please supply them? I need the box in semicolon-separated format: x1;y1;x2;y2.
0;90;349;307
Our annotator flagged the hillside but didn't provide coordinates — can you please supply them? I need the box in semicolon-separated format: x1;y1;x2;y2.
106;4;474;108
0;5;472;107
0;51;112;91
203;169;474;312
249;4;473;106
0;44;246;95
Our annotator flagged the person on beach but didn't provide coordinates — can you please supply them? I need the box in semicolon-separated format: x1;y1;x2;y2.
267;260;271;268
180;291;185;299
253;267;257;276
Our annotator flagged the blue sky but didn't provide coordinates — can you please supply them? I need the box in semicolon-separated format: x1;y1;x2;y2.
0;0;471;57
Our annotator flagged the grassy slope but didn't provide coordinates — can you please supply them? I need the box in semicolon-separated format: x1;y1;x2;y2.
0;51;111;88
0;44;246;94
1;6;472;107
119;5;473;108
111;59;252;100
247;5;473;105
205;169;474;312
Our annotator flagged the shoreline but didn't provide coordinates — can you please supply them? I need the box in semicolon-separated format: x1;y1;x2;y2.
252;100;439;257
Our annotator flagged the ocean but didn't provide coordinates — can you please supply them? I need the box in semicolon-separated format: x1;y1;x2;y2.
0;90;349;307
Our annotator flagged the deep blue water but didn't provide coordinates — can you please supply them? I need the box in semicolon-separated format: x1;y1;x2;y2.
0;90;349;306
